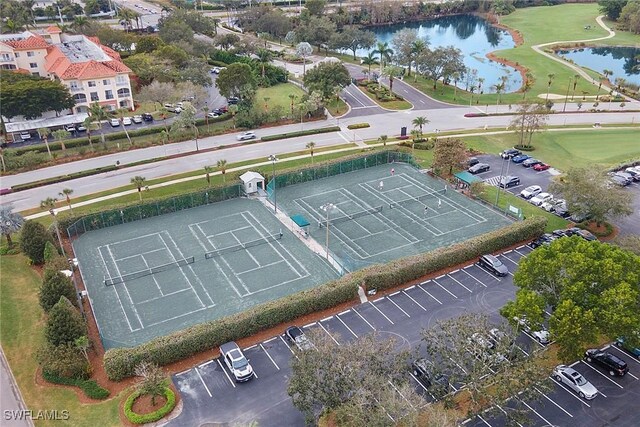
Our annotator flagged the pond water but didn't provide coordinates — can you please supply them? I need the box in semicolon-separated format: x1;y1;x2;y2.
556;46;640;86
351;15;522;93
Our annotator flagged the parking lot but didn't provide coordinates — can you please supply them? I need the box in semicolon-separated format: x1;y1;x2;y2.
472;154;559;197
169;245;535;426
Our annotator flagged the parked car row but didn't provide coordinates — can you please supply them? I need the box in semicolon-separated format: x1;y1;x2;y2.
109;113;154;127
530;227;597;248
609;166;640;187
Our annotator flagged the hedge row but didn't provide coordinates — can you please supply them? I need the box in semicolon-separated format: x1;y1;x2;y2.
103;216;545;380
42;371;110;400
11;165;118;192
260;126;340;142
124;387;176;424
347;123;370;130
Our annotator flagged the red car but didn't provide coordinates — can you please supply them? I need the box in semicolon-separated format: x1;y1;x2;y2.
533;163;550;171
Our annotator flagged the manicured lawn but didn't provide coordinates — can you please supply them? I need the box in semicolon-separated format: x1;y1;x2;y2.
326;97;349;116
462;128;640;171
255;83;305;114
0;255;122;427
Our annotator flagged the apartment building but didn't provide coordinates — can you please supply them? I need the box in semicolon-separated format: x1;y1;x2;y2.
0;26;133;113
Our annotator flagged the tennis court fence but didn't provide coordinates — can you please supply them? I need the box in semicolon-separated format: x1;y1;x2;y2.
104;256;195;286
205;232;283;258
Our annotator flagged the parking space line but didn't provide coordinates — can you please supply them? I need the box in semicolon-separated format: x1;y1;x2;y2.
461;269;488;287
339;310;351;316
447;274;473;293
503;250;513;254
176;368;191;376
433;279;458;299
477;415;493;426
523;330;546;347
321;316;334;322
451;269;460;274
352;307;376;330
522;401;553;426
386;296;411;317
199;360;214;368
402;290;426;311
390;291;400;296
580;361;624;388
536;387;573;417
336;314;358;338
303;322;316;328
195;367;213;397
217;359;236;388
264;336;277;343
406;285;416;290
318;322;341;345
498;254;519;266
449;357;468;375
279;335;296;355
549;377;590;406
369;301;395;324
245;344;257;350
260;343;280;370
418;283;442;304
514;249;528;257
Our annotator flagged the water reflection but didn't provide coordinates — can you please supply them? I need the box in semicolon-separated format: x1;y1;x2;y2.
557;46;640;85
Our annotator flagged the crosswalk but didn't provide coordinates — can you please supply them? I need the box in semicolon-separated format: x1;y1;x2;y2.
483;176;503;187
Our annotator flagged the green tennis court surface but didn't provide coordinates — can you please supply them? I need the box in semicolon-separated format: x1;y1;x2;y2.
73;198;339;349
275;163;512;272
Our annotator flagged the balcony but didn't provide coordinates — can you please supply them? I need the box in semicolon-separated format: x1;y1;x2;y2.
69;86;84;93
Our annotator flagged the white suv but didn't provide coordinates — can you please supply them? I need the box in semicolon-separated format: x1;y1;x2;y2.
236;131;256;141
220;342;254;382
520;185;541;199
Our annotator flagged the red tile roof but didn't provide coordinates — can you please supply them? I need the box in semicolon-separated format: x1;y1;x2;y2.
58;60;131;79
45;26;62;34
2;35;49;50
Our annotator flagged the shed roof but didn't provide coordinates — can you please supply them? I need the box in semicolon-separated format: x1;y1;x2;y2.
454;171;483;185
239;171;264;183
290;214;310;228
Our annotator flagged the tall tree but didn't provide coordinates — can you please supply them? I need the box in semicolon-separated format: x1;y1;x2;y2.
295;42;313;76
59;188;74;214
217;159;228;182
328;26;375;60
51;129;70;151
598;0;628;20
305;142;316;165
131;176;147;201
255;48;272;78
373;41;393;87
0;204;24;248
360;52;378;81
203;165;214;186
88;103;109;149
432;137;467;175
40;271;77;313
545;73;555;102
19;220;53;265
134;362;168;406
390;28;420;74
0;77;74;120
45;297;87;347
170;102;199;151
508;101;549;148
411;115;429;136
215;63;257;100
37;127;53;159
303;62;351;99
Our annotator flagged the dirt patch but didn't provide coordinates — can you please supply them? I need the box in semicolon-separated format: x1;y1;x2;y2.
131;393;167;415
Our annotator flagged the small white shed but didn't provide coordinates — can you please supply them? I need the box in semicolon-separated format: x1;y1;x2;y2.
239;171;265;195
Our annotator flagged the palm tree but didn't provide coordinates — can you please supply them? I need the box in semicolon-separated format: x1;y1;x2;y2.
37;128;53;159
602;69;613;83
88;103;108;149
0;204;25;248
477;77;485;95
256;49;272;78
571;74;580;100
545;73;555;102
217;159;228;182
452;72;461;100
378;134;388;147
412;116;429;137
305;142;316;165
119;8;135;32
82;116;94;151
72;16;88;33
203;105;210;132
361;52;378;82
263;97;270;112
522;73;533;100
51;129;70;151
116;109;133;146
409;39;427;77
204;165;214;186
40;197;58;211
373;42;393;88
131;176;146;201
288;94;298;115
59;188;74;214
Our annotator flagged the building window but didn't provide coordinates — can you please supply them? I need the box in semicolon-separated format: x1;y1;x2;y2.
116;75;128;85
14;52;20;57
105;90;114;100
117;88;130;98
1;53;11;61
27;51;35;57
73;93;87;103
90;92;99;102
103;79;110;85
69;81;79;90
29;62;37;69
88;81;96;87
32;72;39;77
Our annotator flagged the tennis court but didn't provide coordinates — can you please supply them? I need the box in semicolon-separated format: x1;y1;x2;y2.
275;163;512;271
72;198;338;349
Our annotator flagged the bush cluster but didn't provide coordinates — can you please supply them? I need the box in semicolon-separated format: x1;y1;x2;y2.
260;126;340;142
11;165;117;192
20;220;54;265
124;388;176;424
42;371;110;400
362;83;402;102
399;141;435;150
347;123;370;130
103;216;545;380
38;342;90;380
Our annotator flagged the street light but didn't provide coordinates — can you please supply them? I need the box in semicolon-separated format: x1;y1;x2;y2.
268;154;278;213
320;203;335;260
49;209;66;258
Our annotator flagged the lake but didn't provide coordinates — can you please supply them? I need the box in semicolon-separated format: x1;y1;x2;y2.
351;15;522;93
556;46;640;86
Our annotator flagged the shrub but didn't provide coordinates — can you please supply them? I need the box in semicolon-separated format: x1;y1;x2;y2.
38;343;90;380
103;217;545;380
43;241;59;263
45;296;87;346
40;271;77;312
514;144;535;151
347;123;370;130
42;371;110;400
11;165;118;192
20;220;53;264
260;126;340;142
124;387;176;424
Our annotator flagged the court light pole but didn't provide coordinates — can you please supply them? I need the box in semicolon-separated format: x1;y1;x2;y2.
320;203;335;260
49;209;66;258
268;154;278;213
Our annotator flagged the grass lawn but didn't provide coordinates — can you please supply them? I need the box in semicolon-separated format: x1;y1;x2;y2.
326;97;349;116
357;84;413;110
0;255;122;427
462;128;640;171
255;83;305;114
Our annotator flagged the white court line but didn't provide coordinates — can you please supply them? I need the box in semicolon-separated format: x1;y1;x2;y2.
522;400;553;426
536;387;573;417
369;301;394;324
386;296;411;317
217;359;236;388
461;269;488;287
260;344;280;370
433;279;458;299
417;283;442;304
447;274;473;293
195;367;212;397
139;253;164;296
352;308;376;330
318;322;340;345
336;315;358;338
549;377;590;406
114;247;166;261
158;232;206;309
106;244;144;329
402;290;426;311
230;230;262;267
580;361;624;388
97;246;135;332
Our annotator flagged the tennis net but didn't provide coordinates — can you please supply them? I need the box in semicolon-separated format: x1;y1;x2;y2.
319;205;383;227
205;232;283;259
389;188;447;209
104;256;195;286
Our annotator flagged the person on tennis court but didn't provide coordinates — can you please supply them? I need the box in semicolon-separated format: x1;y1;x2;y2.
379;181;384;191
391;168;395;176
424;205;429;214
438;198;442;209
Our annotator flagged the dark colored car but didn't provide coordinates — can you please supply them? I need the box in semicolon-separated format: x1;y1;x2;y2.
468;163;490;174
522;158;542;168
141;113;154;122
584;349;628;376
501;148;521;159
477;254;508;277
498;175;520;188
285;326;313;351
511;154;531;163
554;203;570;218
569;212;591;223
533;162;550;171
615;337;640;360
467;157;480;167
530;233;556;248
228;96;239;104
551;229;568;238
411;358;449;391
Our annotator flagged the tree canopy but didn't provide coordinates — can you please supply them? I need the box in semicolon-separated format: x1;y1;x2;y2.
303;61;351;99
0;73;74;120
215;63;257;100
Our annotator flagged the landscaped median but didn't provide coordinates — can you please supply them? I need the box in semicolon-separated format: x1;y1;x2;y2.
260;126;340;141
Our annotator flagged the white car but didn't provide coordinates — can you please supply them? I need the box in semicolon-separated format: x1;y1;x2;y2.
514;316;550;344
122;117;132;126
529;192;553;206
219;341;254;382
207;112;221;118
132;115;143;124
542;198;565;213
236;131;256;141
553;365;599;400
110;118;120;127
520;185;542;199
20;131;32;140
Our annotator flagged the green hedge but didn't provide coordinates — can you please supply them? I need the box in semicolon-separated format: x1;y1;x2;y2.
11;165;118;192
124;387;176;424
42;371;110;400
260;126;340;142
347;123;370;130
103;216;545;381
